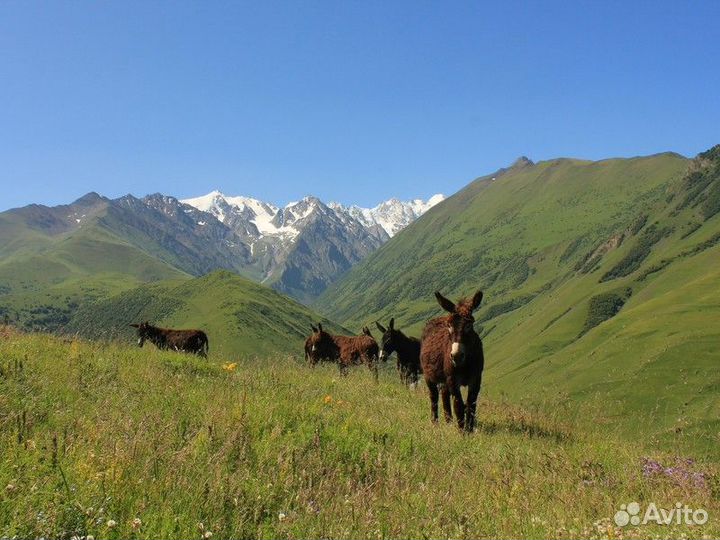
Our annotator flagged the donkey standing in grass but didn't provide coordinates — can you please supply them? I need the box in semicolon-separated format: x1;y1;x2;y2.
376;318;421;385
130;322;209;358
305;324;339;366
420;291;484;432
307;323;380;380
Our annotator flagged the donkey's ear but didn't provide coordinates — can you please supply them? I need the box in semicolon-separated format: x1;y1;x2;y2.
318;323;323;333
311;324;318;333
470;290;484;311
389;317;395;330
375;321;387;333
129;323;139;328
434;291;456;313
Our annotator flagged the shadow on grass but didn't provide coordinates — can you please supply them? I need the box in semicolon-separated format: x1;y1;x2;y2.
476;417;571;444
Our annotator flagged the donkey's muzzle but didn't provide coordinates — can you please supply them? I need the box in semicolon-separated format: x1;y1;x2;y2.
450;342;465;364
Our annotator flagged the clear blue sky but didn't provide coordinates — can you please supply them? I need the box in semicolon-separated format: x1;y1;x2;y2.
1;1;718;211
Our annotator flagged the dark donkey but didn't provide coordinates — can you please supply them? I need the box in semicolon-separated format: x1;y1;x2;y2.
305;324;335;366
376;318;421;385
420;291;484;432
308;323;380;379
130;321;209;358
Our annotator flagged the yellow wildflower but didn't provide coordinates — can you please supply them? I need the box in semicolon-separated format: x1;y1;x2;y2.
323;395;332;404
222;362;237;372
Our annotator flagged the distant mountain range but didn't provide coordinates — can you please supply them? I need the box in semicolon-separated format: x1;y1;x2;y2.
176;191;443;300
0;189;443;308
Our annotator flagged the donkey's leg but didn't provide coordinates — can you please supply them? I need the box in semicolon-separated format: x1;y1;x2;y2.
451;385;466;430
440;385;453;423
367;355;379;383
464;377;482;433
426;380;439;423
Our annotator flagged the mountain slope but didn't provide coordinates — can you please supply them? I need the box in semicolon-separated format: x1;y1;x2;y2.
316;152;689;326
64;270;348;357
0;197;190;331
0;188;437;327
180;191;443;300
315;149;720;455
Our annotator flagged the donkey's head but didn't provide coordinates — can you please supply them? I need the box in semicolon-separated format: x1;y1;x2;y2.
307;323;337;360
434;290;483;365
129;321;152;347
375;318;398;361
361;326;373;338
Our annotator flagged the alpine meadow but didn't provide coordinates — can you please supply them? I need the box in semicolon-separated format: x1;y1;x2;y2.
1;3;720;539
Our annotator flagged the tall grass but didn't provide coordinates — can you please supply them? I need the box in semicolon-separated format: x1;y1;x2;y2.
1;331;718;539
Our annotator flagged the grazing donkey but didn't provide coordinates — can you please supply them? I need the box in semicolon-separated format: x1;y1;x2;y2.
130;322;209;358
420;291;484;432
308;323;380;379
376;318;421;385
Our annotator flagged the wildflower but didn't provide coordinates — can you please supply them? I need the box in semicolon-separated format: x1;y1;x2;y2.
323;395;332;404
641;456;707;489
87;536;95;540
106;520;117;528
131;517;142;530
222;362;237;372
5;483;16;493
278;512;287;522
204;532;213;539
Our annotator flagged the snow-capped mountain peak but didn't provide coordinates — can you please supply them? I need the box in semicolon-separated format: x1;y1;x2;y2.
182;191;444;240
329;193;445;237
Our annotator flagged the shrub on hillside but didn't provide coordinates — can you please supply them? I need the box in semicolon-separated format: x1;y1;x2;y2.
477;294;535;324
702;177;720;220
628;214;648;235
580;289;631;336
600;225;672;282
559;237;585;264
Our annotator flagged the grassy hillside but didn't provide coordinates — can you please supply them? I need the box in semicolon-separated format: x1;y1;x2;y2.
64;270;346;358
0;191;258;332
0;223;187;332
2;331;718;539
315;153;689;327
315;149;720;455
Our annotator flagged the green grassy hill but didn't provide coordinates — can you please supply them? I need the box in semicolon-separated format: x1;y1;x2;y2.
1;331;718;539
64;270;346;358
315;148;720;456
0;220;187;332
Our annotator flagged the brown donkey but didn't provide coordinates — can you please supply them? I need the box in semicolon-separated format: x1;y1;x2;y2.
130;322;209;358
376;318;421;385
308;323;380;379
420;291;484;431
